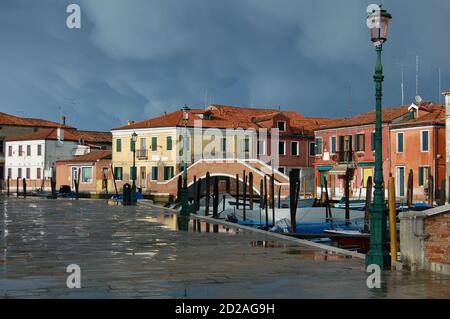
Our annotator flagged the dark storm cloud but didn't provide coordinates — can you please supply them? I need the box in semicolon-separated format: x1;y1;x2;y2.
0;0;449;130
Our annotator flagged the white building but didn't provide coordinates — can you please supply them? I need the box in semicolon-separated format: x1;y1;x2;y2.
0;112;73;186
5;128;111;190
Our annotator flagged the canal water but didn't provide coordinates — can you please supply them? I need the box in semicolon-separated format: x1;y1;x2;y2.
0;198;449;298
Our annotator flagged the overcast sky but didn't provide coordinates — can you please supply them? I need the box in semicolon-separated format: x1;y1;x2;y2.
0;0;449;131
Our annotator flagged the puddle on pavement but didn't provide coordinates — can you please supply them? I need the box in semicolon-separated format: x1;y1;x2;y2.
143;211;242;235
248;240;354;261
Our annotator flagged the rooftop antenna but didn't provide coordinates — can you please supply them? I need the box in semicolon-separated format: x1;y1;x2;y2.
204;89;208;108
438;68;442;104
58;105;62;123
415;55;420;97
397;62;405;105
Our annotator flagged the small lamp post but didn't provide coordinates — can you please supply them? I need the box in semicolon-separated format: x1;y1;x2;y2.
131;131;138;204
180;105;190;229
366;4;392;268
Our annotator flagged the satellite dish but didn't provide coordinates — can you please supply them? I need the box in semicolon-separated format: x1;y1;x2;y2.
415;95;423;104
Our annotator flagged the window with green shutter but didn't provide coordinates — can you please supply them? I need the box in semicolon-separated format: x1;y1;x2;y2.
151;167;158;180
130;139;136;152
355;134;365;152
330;136;336;154
315;138;323;155
418;166;429;186
164;166;174;180
114;167;123;180
167;136;173;150
152;137;157;151
397;133;404;153
421;131;429;152
116;139;122;152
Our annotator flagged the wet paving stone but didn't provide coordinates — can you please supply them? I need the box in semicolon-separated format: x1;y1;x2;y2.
0;197;449;299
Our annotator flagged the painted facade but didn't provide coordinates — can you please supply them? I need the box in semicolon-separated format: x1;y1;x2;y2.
0;112;73;188
5;128;112;191
111;104;331;194
314;102;445;201
56;150;112;193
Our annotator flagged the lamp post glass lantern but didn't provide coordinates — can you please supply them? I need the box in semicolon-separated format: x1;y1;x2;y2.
366;4;392;268
131;131;138;203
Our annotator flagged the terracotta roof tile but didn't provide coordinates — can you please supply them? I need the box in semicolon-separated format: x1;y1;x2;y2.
112;104;331;134
6;128;111;143
57;150;112;164
316;105;411;130
392;105;445;127
0;112;73;129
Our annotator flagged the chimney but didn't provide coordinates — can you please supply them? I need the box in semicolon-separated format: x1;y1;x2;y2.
127;120;135;126
57;128;64;141
61;116;66;126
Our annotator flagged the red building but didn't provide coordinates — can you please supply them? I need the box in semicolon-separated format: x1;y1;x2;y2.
312;103;444;200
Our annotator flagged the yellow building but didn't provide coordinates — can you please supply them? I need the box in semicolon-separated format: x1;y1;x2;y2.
111;105;259;190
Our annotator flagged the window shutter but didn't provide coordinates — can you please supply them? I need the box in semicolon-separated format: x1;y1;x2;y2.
419;167;424;186
152;137;157;151
167;136;172;150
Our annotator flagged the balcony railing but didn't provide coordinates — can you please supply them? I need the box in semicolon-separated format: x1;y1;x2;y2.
337;150;353;163
136;149;148;160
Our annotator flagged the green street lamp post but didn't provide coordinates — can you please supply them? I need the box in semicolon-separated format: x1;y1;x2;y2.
180;105;190;230
131;131;138;204
366;5;392;268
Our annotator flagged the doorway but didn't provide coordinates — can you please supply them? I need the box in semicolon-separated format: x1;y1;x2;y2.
396;166;405;197
71;167;78;190
140;167;147;189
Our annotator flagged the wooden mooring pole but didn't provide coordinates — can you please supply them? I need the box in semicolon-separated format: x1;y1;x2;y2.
16;177;19;197
407;169;413;209
249;172;253;210
177;175;182;203
242;171;247;221
264;175;269;228
277;186;281;209
7;176;10;197
196;178;201;212
235;173;239;210
344;168;350;225
193;176;197;211
428;171;434;206
259;179;264;210
323;176;332;224
289;171;298;233
213;177;219;233
22;178;26;198
110;164;119;197
388;176;398;267
271;174;275;224
75;168;81;199
205;172;211;216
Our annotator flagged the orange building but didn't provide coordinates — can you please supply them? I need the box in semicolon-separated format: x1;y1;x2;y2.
56;150;112;194
389;103;446;201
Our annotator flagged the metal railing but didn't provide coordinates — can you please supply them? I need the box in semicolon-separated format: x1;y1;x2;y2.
136;149;148;160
